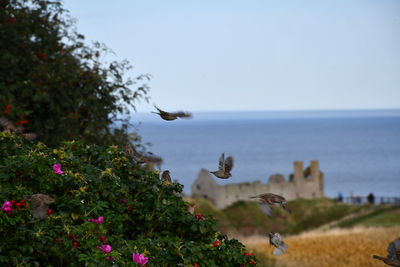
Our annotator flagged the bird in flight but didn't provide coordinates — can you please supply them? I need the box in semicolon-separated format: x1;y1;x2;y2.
210;153;234;179
151;105;192;121
250;193;291;217
269;232;289;255
373;237;400;266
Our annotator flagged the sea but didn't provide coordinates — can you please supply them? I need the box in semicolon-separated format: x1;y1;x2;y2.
127;110;400;198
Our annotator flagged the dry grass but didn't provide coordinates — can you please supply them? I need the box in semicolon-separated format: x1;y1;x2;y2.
240;226;400;267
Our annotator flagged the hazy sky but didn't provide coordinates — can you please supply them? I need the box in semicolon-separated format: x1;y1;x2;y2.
63;0;400;112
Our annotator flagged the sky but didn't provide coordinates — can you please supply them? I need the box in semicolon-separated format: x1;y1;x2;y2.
62;0;400;112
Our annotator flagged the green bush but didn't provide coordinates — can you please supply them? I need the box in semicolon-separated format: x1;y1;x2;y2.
0;132;257;266
1;0;150;147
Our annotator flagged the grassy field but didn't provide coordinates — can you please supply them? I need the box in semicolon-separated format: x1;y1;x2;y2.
191;197;384;236
189;198;400;266
241;226;400;267
335;205;400;228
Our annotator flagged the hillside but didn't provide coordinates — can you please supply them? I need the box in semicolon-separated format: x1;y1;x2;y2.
191;197;399;236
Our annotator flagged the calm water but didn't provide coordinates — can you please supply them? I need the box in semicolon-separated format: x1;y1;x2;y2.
129;110;400;198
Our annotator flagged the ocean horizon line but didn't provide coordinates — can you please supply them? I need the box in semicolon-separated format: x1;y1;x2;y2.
127;108;400;123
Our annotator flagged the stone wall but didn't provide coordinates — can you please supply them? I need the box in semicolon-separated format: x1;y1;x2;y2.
191;160;324;209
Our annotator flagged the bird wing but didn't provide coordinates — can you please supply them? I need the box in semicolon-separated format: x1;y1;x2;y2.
224;156;234;173
172;111;192;118
373;255;400;267
218;153;225;171
153;104;170;116
273;243;288;255
258;201;273;217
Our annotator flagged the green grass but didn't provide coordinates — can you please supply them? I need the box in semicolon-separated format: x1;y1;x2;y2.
336;206;400;228
192;197;381;236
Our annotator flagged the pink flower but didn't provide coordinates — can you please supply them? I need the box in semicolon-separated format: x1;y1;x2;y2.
107;256;115;261
195;213;205;221
2;201;12;214
98;244;113;253
88;216;104;224
132;252;148;266
52;162;64;175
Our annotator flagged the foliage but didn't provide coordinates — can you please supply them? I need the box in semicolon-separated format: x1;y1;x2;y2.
0;132;257;266
0;0;150;147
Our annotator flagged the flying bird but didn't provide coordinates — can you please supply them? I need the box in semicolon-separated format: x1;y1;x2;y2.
151;105;192;121
24;193;55;219
373;237;400;266
250;193;291;217
0;116;37;141
161;170;172;184
269;232;289;255
210;153;234;179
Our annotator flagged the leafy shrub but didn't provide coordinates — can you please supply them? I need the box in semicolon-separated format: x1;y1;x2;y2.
0;132;257;266
0;0;150;147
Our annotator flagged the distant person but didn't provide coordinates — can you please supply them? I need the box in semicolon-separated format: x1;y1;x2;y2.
350;191;354;204
355;193;361;204
338;192;343;203
367;193;375;204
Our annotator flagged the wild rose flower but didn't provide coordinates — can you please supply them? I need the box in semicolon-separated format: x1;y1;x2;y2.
132;253;148;266
99;244;113;254
52;162;64;175
88;216;104;224
195;213;205;221
2;201;12;214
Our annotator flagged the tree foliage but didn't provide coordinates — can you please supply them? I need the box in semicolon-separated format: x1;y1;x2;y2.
0;132;257;266
0;0;150;147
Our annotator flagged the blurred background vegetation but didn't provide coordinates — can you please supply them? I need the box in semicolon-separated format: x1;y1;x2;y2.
1;0;150;147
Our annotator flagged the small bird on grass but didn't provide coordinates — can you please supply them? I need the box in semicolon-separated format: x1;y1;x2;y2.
24;193;55;219
0;116;37;141
161;170;172;184
151;105;192;121
210;153;234;179
249;193;291;217
269;232;288;255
